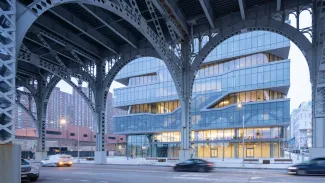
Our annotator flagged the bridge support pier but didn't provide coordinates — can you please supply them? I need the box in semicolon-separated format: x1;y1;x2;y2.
94;151;107;164
94;109;107;164
0;144;21;183
310;117;325;159
35;151;47;162
179;38;194;162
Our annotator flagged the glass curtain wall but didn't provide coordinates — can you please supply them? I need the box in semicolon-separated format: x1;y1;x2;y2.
212;90;287;108
127;129;283;158
130;101;180;114
198;53;282;78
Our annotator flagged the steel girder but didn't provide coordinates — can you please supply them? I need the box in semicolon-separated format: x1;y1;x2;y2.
199;0;215;29
78;3;138;49
48;6;118;54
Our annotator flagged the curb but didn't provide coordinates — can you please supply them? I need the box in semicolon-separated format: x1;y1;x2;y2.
71;163;287;170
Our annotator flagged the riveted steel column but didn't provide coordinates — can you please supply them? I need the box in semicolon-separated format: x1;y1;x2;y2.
0;0;20;182
310;1;325;159
179;38;194;161
34;77;49;162
94;60;107;164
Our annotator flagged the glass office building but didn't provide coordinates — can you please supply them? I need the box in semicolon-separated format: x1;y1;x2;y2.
113;31;291;159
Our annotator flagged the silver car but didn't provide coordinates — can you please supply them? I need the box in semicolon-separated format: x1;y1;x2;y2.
41;154;73;167
21;159;39;181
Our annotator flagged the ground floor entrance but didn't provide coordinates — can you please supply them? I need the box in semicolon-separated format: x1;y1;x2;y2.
126;134;284;158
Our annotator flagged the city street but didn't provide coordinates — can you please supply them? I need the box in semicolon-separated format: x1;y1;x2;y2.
23;164;325;183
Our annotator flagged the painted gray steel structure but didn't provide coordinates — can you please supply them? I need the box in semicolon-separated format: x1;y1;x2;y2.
1;0;324;167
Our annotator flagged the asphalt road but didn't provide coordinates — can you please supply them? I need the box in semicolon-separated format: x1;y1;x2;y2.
23;164;325;183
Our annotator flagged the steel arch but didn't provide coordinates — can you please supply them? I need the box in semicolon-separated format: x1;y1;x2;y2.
103;47;161;95
192;18;313;77
15;101;37;127
16;0;180;87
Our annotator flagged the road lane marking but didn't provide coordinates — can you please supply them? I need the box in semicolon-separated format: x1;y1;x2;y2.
63;179;71;181
46;178;53;179
174;177;215;181
180;173;209;177
80;180;89;182
251;177;263;180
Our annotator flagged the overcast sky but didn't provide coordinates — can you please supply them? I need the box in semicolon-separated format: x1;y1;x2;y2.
56;11;312;113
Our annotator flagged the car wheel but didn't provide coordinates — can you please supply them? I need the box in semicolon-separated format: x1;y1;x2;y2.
173;167;179;172
297;170;307;176
198;167;206;173
30;176;39;181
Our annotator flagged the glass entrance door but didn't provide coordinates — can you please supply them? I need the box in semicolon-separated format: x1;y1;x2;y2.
157;144;168;157
246;148;254;158
211;149;218;158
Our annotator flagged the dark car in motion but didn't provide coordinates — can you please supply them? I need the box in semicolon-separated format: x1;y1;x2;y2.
288;158;325;175
173;159;214;172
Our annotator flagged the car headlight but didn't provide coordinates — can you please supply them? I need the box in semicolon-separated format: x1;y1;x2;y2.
31;166;39;172
288;167;297;170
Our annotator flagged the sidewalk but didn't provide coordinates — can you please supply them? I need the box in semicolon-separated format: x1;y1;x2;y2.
72;156;307;169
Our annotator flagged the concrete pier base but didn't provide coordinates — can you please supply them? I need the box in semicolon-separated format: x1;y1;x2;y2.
179;149;191;162
309;148;325;159
0;144;21;183
95;151;107;164
35;151;47;162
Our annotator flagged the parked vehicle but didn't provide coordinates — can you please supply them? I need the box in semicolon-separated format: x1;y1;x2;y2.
173;159;214;172
288;158;325;175
40;154;73;167
21;159;39;181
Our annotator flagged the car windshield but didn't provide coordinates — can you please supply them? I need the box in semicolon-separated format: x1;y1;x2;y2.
183;160;193;164
21;159;29;165
60;155;72;159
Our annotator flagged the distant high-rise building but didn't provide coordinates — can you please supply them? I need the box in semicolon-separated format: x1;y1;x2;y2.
59;91;73;126
71;87;94;129
46;87;61;128
16;86;115;135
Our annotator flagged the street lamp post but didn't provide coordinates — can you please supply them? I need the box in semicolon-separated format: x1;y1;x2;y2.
59;119;66;153
78;125;80;163
237;102;245;168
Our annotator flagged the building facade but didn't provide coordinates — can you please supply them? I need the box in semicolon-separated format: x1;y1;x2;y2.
290;101;312;149
113;31;291;159
16;86;119;142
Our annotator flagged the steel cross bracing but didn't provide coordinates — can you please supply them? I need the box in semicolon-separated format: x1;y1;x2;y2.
0;0;16;145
